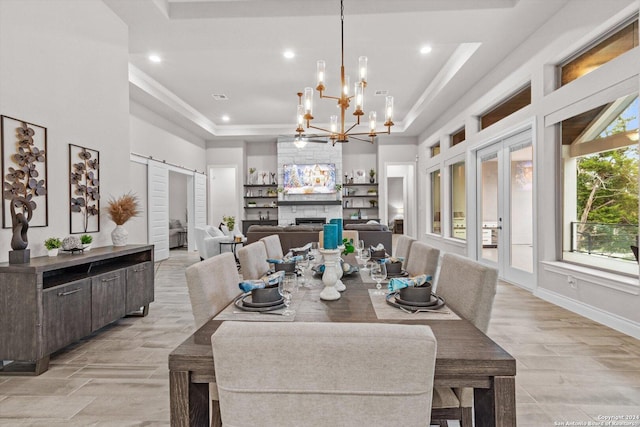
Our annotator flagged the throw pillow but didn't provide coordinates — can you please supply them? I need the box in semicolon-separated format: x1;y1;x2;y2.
206;225;224;238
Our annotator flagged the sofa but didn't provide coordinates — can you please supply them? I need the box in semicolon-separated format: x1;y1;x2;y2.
194;226;233;260
169;219;186;249
245;223;392;254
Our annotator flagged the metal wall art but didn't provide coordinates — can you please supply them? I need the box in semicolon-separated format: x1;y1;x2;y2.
69;144;100;233
1;116;48;229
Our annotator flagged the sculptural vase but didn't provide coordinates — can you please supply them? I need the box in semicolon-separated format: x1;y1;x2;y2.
111;225;128;246
319;248;341;301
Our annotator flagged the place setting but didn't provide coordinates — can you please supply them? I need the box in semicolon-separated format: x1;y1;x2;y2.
368;274;460;320
215;272;303;321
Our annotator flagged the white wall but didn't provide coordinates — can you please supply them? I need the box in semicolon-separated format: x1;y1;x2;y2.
0;0;130;261
206;142;246;227
417;0;640;336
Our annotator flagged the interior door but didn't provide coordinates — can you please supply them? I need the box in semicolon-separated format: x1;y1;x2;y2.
148;160;170;261
477;128;535;289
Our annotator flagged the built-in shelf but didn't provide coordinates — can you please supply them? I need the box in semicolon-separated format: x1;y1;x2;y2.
278;200;342;206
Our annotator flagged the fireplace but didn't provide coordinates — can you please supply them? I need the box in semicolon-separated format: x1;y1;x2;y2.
296;217;326;225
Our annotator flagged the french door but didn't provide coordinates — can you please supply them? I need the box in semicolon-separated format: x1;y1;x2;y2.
476;128;535;289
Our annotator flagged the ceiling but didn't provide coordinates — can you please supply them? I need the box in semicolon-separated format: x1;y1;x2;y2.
103;0;571;144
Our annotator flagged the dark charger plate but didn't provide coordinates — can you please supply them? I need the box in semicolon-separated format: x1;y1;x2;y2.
234;294;285;312
242;293;284;308
386;291;446;312
386;270;409;278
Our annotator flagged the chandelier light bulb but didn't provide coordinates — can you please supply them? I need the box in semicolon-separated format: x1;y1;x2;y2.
297;104;305;127
317;60;326;90
304;87;314;116
369;111;377;133
385;96;394;124
358;56;368;83
354;83;364;112
330;115;338;134
343;75;350;96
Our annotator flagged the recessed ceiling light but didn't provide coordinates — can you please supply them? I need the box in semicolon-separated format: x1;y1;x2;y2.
221;115;230;122
420;45;432;55
283;50;295;59
148;54;162;63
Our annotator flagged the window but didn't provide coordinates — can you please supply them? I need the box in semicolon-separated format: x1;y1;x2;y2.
431;143;440;157
451;127;466;146
430;170;441;234
480;84;531;130
559;17;638;87
561;94;639;275
450;161;466;240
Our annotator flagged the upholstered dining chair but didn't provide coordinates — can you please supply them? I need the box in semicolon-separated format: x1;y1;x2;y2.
393;235;416;268
184;251;242;426
212;321;438;427
404;241;440;278
430;253;499;427
259;234;284;260
237;241;270;280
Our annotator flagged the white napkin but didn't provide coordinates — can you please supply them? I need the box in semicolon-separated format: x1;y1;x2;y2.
370;243;385;251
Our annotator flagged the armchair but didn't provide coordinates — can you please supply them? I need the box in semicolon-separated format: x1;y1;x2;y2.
194;226;234;260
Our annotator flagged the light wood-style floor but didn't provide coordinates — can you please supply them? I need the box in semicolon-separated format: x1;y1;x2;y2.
1;249;639;426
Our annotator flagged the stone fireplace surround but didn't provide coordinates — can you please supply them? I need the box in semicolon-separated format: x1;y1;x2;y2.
277;139;343;225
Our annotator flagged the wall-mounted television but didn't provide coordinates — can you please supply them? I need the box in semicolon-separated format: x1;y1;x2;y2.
283;163;336;194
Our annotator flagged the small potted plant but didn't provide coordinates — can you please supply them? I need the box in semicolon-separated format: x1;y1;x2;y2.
44;237;62;257
80;234;93;251
248;167;257;184
369;168;376;183
223;215;236;232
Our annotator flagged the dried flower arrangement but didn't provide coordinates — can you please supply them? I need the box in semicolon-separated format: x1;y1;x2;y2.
106;192;140;225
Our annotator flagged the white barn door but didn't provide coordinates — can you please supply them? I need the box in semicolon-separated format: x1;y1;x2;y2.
148;160;170;261
194;173;207;229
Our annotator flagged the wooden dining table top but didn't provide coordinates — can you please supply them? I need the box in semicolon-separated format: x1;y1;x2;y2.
169;270;516;383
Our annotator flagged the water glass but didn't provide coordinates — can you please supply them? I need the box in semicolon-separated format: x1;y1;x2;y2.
297;257;310;287
278;273;297;316
370;261;387;295
357;249;371;270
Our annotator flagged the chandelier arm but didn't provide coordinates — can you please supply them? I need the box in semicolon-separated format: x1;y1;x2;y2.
319;94;341;101
307;124;334;134
350;135;375;144
345;122;359;133
348;131;378;137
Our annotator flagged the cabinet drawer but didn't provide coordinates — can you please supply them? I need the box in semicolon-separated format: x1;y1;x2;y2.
43;279;92;354
125;261;154;314
91;270;125;331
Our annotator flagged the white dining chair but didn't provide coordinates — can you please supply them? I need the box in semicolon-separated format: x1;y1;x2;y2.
212;321;437;427
260;234;284;260
404;241;440;278
393;235;416;268
184;251;242;425
237;241;270;280
430;252;499;427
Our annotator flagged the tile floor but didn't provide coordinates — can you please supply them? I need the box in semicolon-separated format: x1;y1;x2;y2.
1;248;639;426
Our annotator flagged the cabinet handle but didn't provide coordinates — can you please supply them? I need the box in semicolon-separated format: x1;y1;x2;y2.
133;265;147;272
58;289;81;297
101;277;118;283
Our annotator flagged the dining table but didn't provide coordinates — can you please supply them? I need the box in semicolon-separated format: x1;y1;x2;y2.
168;261;516;427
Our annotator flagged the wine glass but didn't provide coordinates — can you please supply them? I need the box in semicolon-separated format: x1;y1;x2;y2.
297;257;310;288
358;248;371;270
370;261;387;295
278;273;297;316
355;239;365;256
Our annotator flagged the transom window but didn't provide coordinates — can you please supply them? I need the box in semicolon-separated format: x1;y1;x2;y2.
559;17;638;87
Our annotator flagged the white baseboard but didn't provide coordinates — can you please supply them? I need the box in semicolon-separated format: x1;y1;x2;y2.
534;288;640;339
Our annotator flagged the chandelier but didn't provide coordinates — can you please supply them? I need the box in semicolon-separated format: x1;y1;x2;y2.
295;0;394;145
